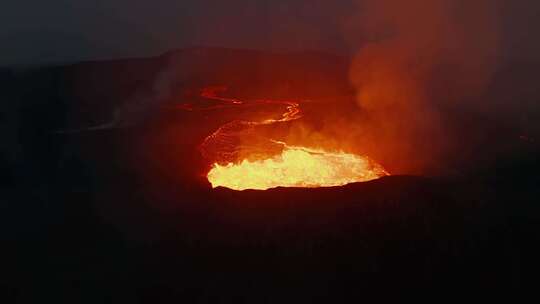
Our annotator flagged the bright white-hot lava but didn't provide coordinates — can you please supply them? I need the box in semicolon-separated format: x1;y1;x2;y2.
207;144;388;191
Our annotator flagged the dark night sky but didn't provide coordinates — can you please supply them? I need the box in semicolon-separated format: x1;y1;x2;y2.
1;0;539;66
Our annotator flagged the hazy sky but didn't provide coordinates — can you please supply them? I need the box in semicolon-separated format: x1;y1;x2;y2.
1;0;539;65
0;0;354;65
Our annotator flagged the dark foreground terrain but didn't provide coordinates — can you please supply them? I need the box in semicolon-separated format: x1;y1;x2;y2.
2;48;540;301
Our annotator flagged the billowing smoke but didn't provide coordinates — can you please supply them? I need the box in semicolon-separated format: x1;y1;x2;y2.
347;0;501;173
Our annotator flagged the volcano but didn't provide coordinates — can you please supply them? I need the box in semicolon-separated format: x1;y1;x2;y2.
3;47;540;301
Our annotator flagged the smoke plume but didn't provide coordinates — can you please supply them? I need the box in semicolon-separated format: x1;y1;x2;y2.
347;0;500;173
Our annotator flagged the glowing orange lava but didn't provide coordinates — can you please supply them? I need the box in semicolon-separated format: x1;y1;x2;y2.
207;145;389;191
193;86;388;191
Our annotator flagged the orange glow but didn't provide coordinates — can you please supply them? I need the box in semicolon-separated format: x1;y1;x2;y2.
207;144;388;191
195;85;389;191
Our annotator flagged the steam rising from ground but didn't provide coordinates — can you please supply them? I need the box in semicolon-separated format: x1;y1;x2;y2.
347;0;500;173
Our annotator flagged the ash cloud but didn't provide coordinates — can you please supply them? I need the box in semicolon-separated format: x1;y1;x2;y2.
346;0;503;173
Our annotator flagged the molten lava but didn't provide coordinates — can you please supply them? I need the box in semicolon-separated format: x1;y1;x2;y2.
207;145;388;191
192;86;389;191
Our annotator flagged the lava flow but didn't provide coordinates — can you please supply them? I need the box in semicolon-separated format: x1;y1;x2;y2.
207;144;388;191
196;86;388;191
